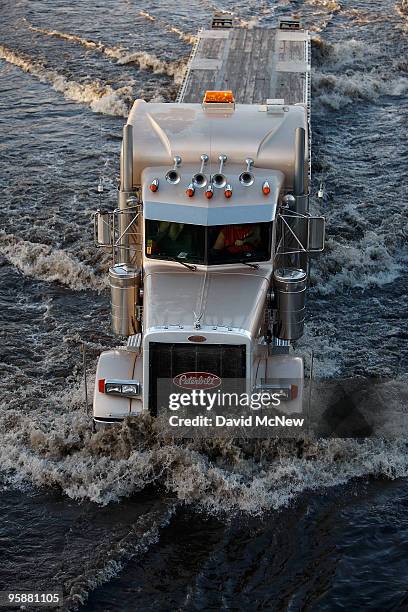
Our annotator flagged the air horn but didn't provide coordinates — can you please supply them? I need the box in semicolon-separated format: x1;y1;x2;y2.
212;154;227;188
165;156;182;184
239;158;255;186
192;154;209;188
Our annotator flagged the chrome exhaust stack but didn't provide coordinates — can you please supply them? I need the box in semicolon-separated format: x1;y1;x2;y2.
165;155;182;184
192;154;209;188
239;158;255;186
121;124;133;193
111;123;142;336
294;127;305;199
294;127;309;269
118;124;135;265
212;154;227;188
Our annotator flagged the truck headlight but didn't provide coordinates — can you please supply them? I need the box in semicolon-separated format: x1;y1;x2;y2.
253;383;298;401
99;379;142;398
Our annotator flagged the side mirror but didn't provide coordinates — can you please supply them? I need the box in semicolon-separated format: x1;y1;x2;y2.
307;216;325;252
94;209;112;247
276;213;325;256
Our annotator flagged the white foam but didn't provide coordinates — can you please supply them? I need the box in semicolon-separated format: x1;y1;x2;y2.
342;8;388;26
306;0;342;11
311;230;404;294
139;10;156;22
239;17;260;29
312;38;408;108
27;22;187;83
138;10;197;45
0;45;131;117
116;51;186;85
0;233;107;291
396;0;408;20
2;386;408;516
28;24;103;51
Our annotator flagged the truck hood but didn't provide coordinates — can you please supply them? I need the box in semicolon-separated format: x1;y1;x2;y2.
144;265;270;337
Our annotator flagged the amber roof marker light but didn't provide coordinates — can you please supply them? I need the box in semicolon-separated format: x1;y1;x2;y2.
205;183;214;199
186;183;195;197
224;184;232;198
149;178;159;192
203;90;235;104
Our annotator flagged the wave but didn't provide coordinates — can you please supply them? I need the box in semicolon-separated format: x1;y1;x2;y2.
310;234;403;295
0;233;107;291
343;8;388;26
64;500;178;610
313;70;408;108
396;1;408;31
302;0;342;32
396;0;408;17
312;37;380;69
138;10;197;45
238;16;260;29
311;38;408;108
1;382;408;516
28;23;105;51
27;22;187;83
116;51;186;84
306;0;342;11
0;45;131;116
308;174;407;293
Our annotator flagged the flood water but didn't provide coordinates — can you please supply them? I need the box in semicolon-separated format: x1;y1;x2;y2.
0;0;407;609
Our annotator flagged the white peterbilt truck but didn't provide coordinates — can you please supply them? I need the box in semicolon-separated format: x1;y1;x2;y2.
92;21;325;428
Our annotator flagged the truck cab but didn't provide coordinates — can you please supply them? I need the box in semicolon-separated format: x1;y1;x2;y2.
93;93;324;427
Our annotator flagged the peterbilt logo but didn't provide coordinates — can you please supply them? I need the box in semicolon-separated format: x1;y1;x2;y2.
173;372;221;390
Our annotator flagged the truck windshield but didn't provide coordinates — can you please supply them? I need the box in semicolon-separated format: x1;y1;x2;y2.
145;220;271;265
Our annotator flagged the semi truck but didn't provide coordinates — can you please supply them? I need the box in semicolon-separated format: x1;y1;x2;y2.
92;17;325;428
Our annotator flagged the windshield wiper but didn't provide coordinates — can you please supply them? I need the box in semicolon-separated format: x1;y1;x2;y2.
168;257;197;271
242;262;260;270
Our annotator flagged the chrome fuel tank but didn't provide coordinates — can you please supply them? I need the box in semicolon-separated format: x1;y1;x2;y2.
109;264;141;336
273;268;307;340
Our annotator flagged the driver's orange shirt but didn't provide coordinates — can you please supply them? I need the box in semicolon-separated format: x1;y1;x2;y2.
223;225;253;253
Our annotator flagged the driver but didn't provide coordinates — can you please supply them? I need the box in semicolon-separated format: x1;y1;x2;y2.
156;221;184;243
146;221;187;256
212;224;261;254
